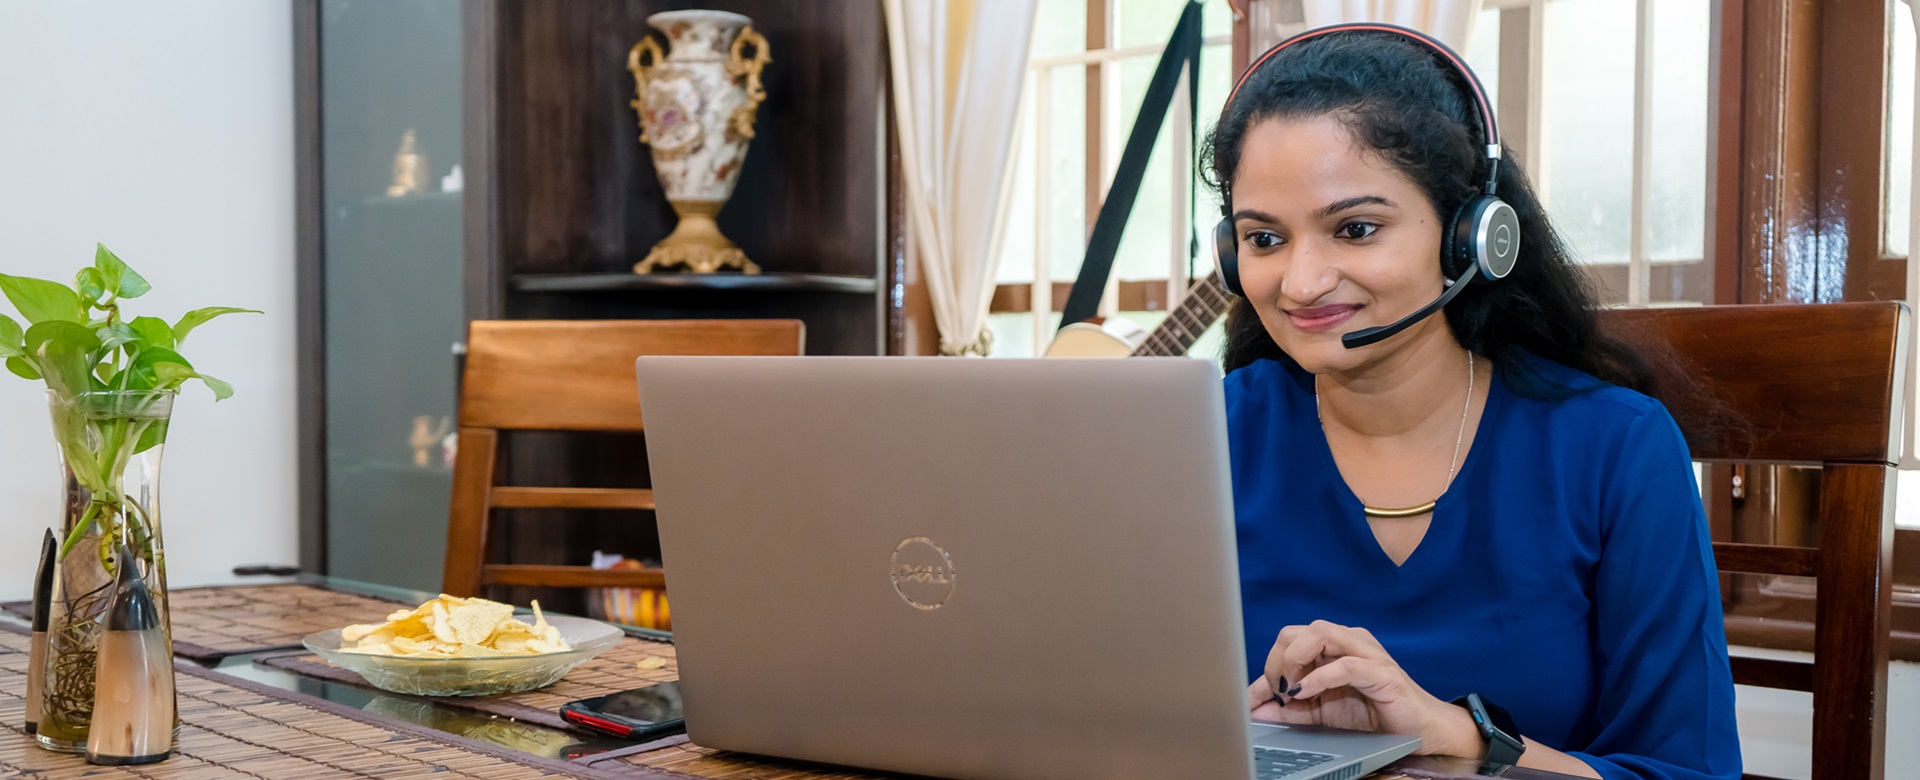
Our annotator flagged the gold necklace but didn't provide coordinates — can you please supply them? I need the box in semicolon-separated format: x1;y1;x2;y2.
1318;352;1474;519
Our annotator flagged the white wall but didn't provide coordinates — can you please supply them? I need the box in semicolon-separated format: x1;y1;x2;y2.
0;1;296;597
1734;650;1920;779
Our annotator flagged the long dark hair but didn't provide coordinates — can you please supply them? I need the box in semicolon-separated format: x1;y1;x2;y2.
1204;30;1726;438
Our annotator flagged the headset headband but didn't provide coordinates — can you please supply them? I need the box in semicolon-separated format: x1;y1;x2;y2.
1225;23;1503;191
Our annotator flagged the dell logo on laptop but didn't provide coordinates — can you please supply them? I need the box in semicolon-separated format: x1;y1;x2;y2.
891;537;955;610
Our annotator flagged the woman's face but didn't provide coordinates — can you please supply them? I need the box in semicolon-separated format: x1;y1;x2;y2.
1229;114;1450;376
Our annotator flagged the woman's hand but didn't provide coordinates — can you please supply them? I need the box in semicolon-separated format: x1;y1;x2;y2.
1248;620;1482;758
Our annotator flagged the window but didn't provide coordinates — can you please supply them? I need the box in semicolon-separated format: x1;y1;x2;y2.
990;0;1234;358
1479;0;1713;305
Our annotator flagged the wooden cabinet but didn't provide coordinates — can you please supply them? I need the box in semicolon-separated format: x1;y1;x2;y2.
297;0;905;600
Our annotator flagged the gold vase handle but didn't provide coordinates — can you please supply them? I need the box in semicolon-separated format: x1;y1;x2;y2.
726;26;772;139
627;37;666;143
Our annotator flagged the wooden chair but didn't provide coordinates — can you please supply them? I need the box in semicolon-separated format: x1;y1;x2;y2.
440;319;805;599
1599;302;1907;780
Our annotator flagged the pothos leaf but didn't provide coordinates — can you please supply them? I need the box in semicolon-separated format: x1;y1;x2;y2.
121;347;193;391
75;268;107;305
173;306;260;345
25;321;102;398
7;356;40;380
98;323;139;351
0;313;21;358
94;243;151;299
133;419;170;454
196;372;234;401
128;316;174;352
0;274;84;324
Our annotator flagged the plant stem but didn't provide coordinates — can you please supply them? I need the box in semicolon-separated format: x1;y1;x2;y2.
56;501;102;561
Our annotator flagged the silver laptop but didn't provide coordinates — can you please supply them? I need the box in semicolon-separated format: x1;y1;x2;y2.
635;357;1419;780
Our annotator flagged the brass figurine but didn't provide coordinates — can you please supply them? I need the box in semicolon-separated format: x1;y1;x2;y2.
386;130;428;198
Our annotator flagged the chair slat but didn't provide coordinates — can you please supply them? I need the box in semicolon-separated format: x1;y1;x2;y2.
1728;656;1814;693
491;487;656;510
1712;542;1817;576
482;564;667;590
461;319;805;431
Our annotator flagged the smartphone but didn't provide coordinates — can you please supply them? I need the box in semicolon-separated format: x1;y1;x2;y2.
560;681;686;741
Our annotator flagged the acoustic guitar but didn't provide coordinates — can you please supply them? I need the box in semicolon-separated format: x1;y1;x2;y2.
1042;270;1234;358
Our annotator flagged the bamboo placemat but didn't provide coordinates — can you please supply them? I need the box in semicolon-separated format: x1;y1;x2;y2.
0;624;682;779
584;738;907;779
582;740;1457;779
256;634;680;731
3;582;407;662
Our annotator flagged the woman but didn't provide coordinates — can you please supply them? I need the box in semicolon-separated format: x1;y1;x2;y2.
1210;27;1741;780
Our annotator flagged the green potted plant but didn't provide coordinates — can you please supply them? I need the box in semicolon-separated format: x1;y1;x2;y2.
0;244;257;752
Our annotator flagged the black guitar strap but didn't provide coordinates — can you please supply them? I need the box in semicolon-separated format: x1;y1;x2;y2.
1057;0;1204;332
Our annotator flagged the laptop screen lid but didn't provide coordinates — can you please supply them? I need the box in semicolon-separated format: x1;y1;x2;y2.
635;356;1253;780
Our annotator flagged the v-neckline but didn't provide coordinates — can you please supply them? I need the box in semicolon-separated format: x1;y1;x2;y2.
1307;365;1500;570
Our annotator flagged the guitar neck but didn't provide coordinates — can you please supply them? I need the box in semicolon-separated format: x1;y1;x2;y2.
1130;270;1233;357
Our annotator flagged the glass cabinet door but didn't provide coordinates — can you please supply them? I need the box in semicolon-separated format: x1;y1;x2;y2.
319;0;465;592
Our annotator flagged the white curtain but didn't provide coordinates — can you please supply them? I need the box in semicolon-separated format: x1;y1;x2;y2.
1300;0;1485;50
883;0;1038;356
1903;0;1920;470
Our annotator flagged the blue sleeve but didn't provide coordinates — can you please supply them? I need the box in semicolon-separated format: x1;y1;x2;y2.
1565;405;1742;780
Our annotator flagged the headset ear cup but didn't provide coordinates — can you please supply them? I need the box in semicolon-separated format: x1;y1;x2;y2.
1214;218;1244;296
1442;199;1475;281
1447;196;1521;284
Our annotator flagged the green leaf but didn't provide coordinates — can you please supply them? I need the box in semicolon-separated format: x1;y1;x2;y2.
128;316;175;351
0;313;21;358
151;361;195;388
172;306;260;345
133;419;170;454
94;243;150;299
121;346;193;391
0;274;84;324
196;372;234;401
24;321;102;398
98;323;138;351
74;268;107;305
95;363;115;384
6;356;40;380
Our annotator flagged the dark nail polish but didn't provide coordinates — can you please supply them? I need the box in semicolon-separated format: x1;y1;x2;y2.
1275;676;1288;693
1285;684;1302;698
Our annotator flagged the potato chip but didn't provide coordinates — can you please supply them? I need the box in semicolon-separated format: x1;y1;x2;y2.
335;594;572;658
634;656;668;671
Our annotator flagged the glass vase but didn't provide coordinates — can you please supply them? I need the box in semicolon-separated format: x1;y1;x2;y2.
35;389;176;753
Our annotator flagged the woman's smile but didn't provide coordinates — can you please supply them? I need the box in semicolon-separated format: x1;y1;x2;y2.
1284;303;1361;333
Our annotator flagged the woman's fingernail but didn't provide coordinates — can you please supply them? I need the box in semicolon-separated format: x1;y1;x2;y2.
1285;684;1302;697
1275;676;1288;693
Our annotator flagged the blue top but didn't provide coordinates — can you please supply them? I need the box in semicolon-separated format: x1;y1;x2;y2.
1225;355;1741;780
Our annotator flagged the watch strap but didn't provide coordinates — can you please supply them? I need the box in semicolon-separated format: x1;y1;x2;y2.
1453;693;1525;767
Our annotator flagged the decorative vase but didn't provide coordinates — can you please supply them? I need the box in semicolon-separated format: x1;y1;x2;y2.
626;10;771;275
35;389;176;753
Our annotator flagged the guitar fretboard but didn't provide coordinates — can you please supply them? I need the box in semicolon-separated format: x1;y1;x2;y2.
1131;270;1233;357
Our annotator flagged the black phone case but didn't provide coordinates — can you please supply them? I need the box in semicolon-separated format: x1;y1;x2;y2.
560;695;685;741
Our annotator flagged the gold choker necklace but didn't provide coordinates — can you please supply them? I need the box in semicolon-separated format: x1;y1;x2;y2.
1318;352;1474;519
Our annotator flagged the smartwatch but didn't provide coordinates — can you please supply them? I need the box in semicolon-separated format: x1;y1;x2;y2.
1453;693;1525;768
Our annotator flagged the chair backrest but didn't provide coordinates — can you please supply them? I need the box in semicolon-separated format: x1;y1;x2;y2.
441;319;805;602
460;319;807;432
1599;302;1908;780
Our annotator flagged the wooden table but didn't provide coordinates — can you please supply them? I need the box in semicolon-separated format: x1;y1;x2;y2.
0;577;1584;779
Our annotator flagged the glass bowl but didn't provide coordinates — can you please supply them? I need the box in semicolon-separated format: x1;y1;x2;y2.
303;615;624;697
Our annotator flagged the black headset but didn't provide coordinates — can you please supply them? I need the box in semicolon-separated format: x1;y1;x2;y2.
1212;23;1521;350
